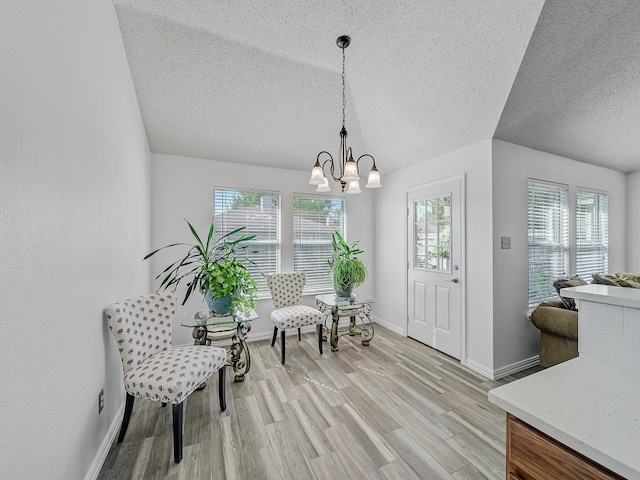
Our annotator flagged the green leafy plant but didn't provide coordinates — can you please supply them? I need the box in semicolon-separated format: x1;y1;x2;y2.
144;219;257;315
328;231;367;297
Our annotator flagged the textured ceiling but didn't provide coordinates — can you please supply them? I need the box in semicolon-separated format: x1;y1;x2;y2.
113;1;640;175
495;0;640;174
113;0;544;174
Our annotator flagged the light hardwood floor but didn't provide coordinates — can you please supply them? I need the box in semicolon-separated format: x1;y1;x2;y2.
98;325;540;480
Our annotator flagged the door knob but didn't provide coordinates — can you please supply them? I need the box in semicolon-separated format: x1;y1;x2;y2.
449;277;459;283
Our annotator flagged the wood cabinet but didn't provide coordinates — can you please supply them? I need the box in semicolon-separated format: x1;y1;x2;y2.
506;414;625;480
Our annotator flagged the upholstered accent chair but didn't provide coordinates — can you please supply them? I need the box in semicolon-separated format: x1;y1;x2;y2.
266;272;324;364
105;293;227;463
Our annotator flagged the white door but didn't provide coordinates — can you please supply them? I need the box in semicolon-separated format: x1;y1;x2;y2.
407;176;464;359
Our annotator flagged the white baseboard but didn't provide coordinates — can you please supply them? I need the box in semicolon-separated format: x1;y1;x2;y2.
84;400;124;480
493;355;540;380
207;324;322;346
464;359;496;379
465;355;540;380
218;319;372;345
370;316;405;336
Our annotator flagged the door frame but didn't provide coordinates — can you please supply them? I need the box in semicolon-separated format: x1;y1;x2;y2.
405;174;467;365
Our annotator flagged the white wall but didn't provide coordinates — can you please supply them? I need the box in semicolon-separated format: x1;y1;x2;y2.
627;172;640;272
374;141;495;373
150;153;375;345
492;140;627;373
0;1;150;479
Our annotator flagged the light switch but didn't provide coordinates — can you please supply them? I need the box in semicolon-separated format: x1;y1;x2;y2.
501;236;511;249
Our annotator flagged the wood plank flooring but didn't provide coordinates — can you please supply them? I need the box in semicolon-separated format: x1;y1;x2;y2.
98;326;541;480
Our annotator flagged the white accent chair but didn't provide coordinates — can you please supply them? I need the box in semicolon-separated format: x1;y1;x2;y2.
105;293;227;463
266;272;324;364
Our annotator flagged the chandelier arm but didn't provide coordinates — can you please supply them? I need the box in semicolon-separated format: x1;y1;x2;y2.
316;151;334;163
316;151;340;182
323;158;338;182
356;154;376;171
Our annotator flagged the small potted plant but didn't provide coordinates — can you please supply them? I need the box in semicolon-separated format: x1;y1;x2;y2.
328;231;367;299
144;219;257;315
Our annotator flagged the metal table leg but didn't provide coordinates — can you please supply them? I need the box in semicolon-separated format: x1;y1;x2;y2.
229;322;251;382
192;321;252;384
330;307;339;351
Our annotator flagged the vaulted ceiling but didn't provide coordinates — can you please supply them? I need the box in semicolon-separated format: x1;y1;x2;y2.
113;0;640;175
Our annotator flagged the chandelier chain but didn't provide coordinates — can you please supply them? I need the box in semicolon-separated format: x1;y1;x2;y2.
342;46;346;129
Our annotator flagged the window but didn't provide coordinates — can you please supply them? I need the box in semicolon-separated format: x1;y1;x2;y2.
293;195;346;292
414;195;451;272
576;189;608;282
213;189;280;295
528;180;569;307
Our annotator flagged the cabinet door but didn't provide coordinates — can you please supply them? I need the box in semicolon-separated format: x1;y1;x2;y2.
506;414;623;480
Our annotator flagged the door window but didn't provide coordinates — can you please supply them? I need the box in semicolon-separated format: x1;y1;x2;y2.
414;194;451;272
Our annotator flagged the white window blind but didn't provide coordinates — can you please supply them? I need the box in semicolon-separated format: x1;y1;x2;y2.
576;189;608;282
293;195;345;292
213;189;280;295
528;180;569;307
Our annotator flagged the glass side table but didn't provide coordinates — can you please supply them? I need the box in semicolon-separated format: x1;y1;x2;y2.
315;294;375;351
182;310;258;382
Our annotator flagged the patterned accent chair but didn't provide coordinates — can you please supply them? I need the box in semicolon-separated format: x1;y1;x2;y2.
266;272;324;364
105;293;227;463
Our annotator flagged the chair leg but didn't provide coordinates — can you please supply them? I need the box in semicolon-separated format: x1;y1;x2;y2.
281;330;286;364
271;326;278;347
317;324;323;355
172;402;184;463
298;327;301;341
117;393;135;443
218;365;227;412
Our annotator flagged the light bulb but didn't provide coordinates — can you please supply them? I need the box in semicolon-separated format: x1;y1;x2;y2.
365;165;382;188
316;175;331;192
346;180;361;194
342;157;360;182
308;161;325;185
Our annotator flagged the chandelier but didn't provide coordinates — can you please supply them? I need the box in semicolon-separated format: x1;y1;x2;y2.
308;36;382;194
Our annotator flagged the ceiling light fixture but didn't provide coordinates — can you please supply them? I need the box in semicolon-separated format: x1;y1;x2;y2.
308;36;382;194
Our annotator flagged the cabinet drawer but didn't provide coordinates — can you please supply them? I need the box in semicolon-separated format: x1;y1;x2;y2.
506;414;624;480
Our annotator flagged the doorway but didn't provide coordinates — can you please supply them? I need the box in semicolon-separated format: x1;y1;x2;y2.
406;175;465;360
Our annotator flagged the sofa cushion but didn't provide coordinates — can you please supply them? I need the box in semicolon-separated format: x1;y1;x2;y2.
552;275;587;311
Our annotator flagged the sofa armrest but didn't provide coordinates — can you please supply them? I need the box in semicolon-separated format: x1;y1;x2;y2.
538;299;567;309
531;305;578;340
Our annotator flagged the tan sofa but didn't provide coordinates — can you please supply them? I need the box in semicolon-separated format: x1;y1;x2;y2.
530;299;578;368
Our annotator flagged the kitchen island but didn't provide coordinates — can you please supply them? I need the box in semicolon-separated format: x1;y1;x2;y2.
489;285;640;479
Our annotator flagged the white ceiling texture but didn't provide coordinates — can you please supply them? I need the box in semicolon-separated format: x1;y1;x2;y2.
113;0;640;175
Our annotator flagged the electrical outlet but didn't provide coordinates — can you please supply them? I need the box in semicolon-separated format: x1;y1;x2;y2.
501;236;511;249
98;389;104;414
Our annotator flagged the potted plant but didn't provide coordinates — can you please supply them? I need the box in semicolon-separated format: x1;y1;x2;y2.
328;231;367;299
144;219;257;315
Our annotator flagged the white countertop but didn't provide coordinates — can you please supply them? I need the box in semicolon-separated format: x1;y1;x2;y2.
561;284;640;308
489;355;640;479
